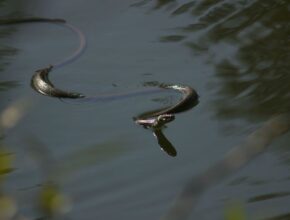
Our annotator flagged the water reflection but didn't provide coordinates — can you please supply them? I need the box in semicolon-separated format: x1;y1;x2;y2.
0;46;19;93
152;128;177;157
159;35;186;43
137;0;290;121
161;114;290;220
154;0;176;9
136;107;178;156
247;191;290;203
0;81;19;92
209;2;290;121
0;12;21;80
1;1;289;219
197;1;287;121
131;0;176;8
134;0;290;219
264;213;290;220
171;1;196;16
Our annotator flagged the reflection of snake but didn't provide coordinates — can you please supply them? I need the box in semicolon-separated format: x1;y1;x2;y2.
134;85;198;156
1;17;199;153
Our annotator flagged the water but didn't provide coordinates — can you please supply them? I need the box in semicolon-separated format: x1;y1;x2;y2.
0;0;290;219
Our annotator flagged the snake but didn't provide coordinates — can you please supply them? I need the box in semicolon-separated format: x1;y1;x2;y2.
0;17;198;129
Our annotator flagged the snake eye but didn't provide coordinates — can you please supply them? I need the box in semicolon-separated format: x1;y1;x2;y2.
157;114;175;124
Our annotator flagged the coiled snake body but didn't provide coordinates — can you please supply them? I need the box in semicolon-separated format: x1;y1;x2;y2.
1;17;199;155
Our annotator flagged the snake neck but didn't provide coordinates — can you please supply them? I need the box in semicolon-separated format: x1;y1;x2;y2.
135;84;198;128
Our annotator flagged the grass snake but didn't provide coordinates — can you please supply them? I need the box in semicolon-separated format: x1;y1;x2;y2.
0;17;199;155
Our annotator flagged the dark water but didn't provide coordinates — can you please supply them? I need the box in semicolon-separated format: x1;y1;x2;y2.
0;0;290;219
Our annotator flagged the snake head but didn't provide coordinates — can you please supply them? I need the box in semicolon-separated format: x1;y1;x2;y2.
135;114;175;129
155;114;175;127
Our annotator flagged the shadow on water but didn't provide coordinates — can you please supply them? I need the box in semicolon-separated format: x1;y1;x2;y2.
134;0;290;219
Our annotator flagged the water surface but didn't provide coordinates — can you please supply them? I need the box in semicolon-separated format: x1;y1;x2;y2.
0;0;290;219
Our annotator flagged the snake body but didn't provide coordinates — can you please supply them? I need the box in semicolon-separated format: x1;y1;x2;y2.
1;17;198;129
31;65;84;98
135;85;198;127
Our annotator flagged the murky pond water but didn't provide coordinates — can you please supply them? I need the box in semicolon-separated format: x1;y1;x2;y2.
0;0;290;219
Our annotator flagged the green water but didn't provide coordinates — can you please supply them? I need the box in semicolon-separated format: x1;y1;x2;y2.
0;0;290;219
